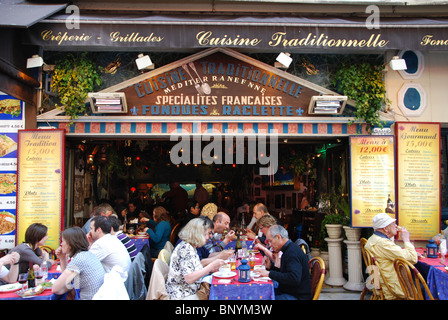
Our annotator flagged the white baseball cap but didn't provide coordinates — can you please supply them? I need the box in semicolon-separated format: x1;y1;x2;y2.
372;213;396;229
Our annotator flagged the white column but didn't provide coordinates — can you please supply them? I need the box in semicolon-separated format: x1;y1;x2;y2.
343;240;365;291
324;237;347;287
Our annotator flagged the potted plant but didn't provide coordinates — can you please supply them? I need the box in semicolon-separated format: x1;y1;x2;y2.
318;187;350;250
51;52;102;125
332;59;390;133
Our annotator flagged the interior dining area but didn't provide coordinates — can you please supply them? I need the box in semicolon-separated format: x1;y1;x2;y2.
68;136;349;235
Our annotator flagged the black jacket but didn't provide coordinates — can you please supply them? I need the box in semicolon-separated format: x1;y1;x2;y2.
269;239;312;300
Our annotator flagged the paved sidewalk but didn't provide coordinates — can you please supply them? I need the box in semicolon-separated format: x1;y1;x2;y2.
318;287;362;300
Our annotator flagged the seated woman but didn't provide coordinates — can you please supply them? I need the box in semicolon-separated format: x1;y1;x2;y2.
165;217;224;300
0;252;20;284
52;227;105;300
142;206;172;258
10;223;54;274
179;200;201;229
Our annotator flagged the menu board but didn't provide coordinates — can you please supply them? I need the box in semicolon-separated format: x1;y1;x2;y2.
396;122;441;240
0;92;24;250
350;135;396;228
16;129;65;249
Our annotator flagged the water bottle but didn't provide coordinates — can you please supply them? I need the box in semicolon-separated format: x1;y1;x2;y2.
242;239;248;259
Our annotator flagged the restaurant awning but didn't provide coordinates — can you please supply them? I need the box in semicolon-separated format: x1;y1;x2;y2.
24;13;448;51
0;0;67;28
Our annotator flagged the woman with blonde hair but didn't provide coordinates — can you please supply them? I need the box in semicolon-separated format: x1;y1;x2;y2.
166;216;224;300
200;202;218;220
142;206;172;258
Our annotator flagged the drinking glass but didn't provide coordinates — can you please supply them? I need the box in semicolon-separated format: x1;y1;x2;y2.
40;264;48;281
18;273;28;290
249;257;256;269
35;269;44;285
229;255;236;270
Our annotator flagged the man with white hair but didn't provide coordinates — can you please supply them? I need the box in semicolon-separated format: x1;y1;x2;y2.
256;225;311;300
365;212;418;300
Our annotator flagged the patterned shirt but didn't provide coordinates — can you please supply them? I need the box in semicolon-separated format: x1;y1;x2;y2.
165;241;203;299
116;231;138;261
67;251;105;300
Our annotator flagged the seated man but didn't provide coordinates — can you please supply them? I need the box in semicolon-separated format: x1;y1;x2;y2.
204;211;235;254
365;212;418;300
88;215;132;281
257;225;311;300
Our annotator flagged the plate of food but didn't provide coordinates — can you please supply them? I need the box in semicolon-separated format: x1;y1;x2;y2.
212;271;236;279
15;285;45;298
41;281;53;290
0;283;22;293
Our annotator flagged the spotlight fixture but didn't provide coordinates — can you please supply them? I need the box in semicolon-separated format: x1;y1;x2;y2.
308;95;347;115
275;52;293;69
27;55;45;68
135;53;154;70
389;56;407;71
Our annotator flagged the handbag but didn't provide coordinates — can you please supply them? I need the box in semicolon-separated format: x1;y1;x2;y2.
196;282;210;300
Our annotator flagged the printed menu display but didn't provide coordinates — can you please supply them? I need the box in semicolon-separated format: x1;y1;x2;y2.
350;135;396;228
396;122;441;240
0;93;24;250
16;129;65;249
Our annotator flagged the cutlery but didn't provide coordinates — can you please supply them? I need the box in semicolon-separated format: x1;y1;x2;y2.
249;236;258;249
182;64;204;95
188;62;211;95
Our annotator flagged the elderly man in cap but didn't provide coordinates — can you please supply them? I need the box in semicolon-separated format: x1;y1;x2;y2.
365;212;418;300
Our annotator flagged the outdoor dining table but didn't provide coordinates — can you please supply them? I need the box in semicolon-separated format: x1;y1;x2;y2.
0;264;61;300
415;247;448;300
208;240;275;300
127;234;150;254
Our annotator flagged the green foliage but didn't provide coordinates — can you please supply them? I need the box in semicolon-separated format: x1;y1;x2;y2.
318;186;350;251
288;153;315;179
333;60;390;132
51;53;102;124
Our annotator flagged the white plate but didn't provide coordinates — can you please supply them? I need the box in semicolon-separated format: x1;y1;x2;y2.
213;271;236;279
0;283;22;293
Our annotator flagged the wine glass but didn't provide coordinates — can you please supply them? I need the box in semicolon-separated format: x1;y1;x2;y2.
35;269;44;285
18;273;28;290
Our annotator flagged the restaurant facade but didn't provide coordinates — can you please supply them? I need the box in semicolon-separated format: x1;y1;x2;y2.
0;0;447;257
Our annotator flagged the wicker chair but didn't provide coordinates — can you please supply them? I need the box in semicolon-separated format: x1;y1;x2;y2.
369;253;405;300
170;223;181;245
309;257;326;300
393;258;434;300
39;246;55;260
360;238;377;300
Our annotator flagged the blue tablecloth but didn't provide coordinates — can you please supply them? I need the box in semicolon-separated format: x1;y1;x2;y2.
209;280;275;300
211;240;275;300
130;237;150;254
427;266;448;300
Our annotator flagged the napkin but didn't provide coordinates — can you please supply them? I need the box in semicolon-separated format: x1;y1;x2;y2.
217;279;232;284
440;239;447;256
201;275;213;284
252;277;271;282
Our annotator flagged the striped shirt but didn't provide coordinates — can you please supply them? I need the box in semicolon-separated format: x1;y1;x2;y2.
116;231;138;261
